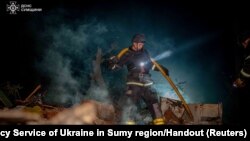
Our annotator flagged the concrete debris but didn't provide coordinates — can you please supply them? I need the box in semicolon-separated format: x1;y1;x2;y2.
160;97;222;125
0;97;222;125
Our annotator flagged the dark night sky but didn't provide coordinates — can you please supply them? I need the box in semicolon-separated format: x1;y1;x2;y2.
0;0;250;124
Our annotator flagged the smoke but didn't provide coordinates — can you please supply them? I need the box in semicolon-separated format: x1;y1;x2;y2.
34;13;113;106
121;100;138;124
120;98;151;124
86;82;111;104
39;49;82;105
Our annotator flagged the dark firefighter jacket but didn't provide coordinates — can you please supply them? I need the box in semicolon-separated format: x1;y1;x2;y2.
110;46;168;86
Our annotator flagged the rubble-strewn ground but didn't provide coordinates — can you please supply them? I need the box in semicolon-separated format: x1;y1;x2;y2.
0;100;117;125
0;97;222;125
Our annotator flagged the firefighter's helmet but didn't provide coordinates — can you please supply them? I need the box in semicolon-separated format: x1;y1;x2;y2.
132;34;146;43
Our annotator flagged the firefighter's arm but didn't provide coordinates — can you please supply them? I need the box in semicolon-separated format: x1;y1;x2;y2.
108;48;129;70
107;56;121;70
151;62;169;76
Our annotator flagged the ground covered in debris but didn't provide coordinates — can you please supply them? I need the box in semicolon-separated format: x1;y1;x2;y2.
0;93;222;125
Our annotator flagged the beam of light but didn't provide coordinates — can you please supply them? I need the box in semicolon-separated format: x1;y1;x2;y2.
147;33;218;62
173;33;219;54
153;50;173;61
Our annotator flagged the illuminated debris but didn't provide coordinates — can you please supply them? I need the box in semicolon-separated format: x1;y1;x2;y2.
47;100;116;125
15;84;42;106
42;106;64;119
0;100;115;125
0;108;41;124
23;105;42;115
160;97;222;125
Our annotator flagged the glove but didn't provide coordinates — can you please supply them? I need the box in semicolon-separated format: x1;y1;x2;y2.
161;65;169;76
153;64;169;76
108;56;121;70
109;56;118;64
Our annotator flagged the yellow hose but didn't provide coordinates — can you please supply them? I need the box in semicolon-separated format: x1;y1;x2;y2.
151;59;194;121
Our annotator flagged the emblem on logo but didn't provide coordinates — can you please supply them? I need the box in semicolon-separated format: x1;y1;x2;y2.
6;1;20;14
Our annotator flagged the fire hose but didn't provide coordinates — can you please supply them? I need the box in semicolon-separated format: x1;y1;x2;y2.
150;59;194;121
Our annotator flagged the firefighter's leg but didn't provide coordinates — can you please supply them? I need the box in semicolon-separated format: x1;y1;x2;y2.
122;85;140;124
142;86;165;125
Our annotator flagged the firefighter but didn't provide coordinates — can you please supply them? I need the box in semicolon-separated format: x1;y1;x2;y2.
108;34;169;125
230;32;250;125
233;34;250;89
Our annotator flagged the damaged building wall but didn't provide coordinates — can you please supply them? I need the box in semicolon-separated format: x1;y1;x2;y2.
160;97;222;125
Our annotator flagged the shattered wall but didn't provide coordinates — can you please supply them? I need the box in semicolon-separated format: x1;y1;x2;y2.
160;97;222;125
